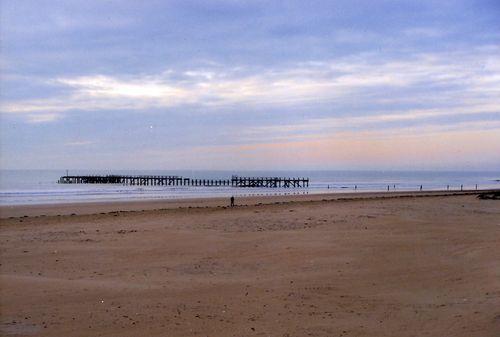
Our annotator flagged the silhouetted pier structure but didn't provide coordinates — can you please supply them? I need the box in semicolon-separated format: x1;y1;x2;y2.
58;175;309;188
59;175;187;186
231;175;309;188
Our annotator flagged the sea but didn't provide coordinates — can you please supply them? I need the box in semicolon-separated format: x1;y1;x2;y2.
0;169;499;206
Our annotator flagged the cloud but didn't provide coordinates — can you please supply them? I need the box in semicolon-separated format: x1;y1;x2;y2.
122;126;500;170
25;113;60;123
2;1;499;170
241;104;500;137
2;47;499;122
231;116;500;146
403;27;448;38
65;140;95;146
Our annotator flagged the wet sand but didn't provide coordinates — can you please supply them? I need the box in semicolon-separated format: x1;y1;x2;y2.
1;192;499;336
0;190;489;218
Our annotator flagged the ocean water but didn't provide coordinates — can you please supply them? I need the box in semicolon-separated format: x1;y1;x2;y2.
0;169;499;206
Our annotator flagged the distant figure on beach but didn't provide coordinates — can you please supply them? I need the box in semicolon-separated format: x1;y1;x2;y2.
230;196;235;207
420;185;423;191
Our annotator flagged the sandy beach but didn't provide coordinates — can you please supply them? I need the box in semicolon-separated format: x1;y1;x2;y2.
1;191;499;336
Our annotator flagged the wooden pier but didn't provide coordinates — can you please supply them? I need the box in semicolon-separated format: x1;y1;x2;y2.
58;175;309;188
59;175;187;186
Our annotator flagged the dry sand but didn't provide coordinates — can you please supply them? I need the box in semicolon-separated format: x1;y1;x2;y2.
1;191;499;336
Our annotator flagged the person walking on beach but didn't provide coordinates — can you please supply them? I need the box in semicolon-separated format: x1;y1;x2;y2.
230;196;235;207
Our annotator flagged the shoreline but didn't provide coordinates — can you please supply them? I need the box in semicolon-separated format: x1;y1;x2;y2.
1;188;498;219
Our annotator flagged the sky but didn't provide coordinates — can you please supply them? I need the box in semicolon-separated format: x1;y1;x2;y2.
1;0;499;170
